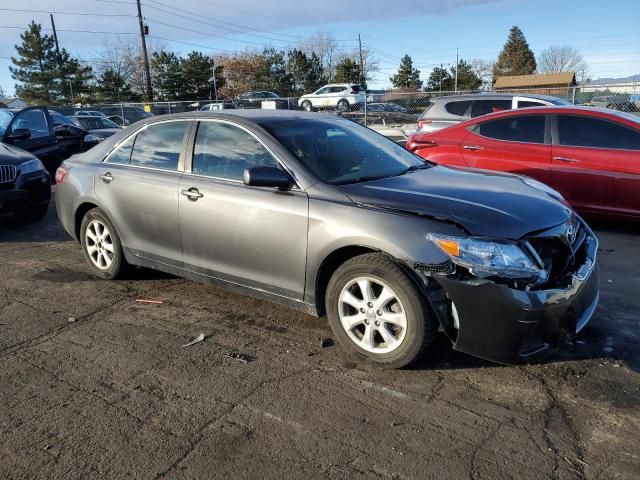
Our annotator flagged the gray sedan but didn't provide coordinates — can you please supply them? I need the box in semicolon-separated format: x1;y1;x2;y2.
55;111;598;368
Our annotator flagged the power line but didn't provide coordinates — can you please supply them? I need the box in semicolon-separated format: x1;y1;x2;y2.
0;7;136;17
0;24;138;35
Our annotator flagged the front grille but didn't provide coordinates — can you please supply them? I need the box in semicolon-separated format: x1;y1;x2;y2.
526;218;589;288
0;165;17;184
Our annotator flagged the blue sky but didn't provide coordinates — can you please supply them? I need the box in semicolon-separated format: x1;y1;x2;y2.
1;0;639;97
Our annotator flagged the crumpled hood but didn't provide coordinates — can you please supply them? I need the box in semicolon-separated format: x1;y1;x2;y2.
339;166;573;238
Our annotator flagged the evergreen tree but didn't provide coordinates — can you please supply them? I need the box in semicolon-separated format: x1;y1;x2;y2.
151;50;182;100
181;51;215;100
95;69;135;103
261;48;292;96
451;59;482;91
426;65;453;91
287;49;326;95
493;26;536;80
10;21;92;105
333;57;361;85
390;55;422;90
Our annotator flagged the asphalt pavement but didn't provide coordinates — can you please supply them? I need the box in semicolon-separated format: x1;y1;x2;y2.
0;200;638;479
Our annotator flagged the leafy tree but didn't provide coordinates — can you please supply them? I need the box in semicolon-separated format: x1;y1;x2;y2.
493;26;536;80
151;50;182;100
426;65;453;91
390;55;422;90
333;57;360;84
10;21;92;105
180;51;215;100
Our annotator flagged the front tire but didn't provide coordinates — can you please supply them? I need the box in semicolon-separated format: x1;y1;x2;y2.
302;100;312;112
80;208;127;279
326;253;437;368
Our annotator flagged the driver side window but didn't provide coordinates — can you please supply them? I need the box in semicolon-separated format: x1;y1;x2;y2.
9;109;50;139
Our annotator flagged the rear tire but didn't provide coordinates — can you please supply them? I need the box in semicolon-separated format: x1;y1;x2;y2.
325;253;437;368
80;208;127;279
337;99;350;112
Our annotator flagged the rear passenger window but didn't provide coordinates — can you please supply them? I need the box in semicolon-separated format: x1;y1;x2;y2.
129;121;189;170
192;121;278;181
518;101;546;108
476;115;546;144
444;100;472;116
557;115;640;150
105;135;135;164
471;100;512;118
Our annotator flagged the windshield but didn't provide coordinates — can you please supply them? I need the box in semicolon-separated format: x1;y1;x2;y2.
258;117;427;185
76;117;119;130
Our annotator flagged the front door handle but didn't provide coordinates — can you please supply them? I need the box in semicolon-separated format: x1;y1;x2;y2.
463;145;482;151
553;156;579;163
99;173;114;183
181;188;203;200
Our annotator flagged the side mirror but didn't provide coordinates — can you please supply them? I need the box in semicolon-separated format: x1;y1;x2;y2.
54;124;79;138
243;166;292;190
6;128;31;141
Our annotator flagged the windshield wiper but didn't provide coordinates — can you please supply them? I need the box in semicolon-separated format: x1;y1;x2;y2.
395;163;432;176
335;175;387;185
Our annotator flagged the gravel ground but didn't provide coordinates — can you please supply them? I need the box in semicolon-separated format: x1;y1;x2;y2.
0;199;638;480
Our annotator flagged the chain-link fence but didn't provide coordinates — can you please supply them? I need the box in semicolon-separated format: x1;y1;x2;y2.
51;82;640;137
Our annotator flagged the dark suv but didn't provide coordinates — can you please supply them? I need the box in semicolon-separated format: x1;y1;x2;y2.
417;93;572;132
55;111;599;368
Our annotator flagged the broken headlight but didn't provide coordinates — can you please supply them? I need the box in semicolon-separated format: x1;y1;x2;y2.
428;233;541;280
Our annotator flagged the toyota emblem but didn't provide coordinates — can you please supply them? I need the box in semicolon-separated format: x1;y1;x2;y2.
566;224;577;244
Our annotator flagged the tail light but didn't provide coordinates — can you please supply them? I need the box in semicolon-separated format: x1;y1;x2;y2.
406;134;438;153
417;119;432;130
350;89;358;94
55;166;67;184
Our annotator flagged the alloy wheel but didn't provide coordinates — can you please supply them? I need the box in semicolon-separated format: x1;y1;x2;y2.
85;220;114;270
338;276;407;353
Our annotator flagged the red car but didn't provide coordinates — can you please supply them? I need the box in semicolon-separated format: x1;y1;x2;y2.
406;106;640;220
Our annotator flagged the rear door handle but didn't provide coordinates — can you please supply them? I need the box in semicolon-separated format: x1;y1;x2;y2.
463;145;482;151
181;188;203;200
553;156;579;163
99;173;114;183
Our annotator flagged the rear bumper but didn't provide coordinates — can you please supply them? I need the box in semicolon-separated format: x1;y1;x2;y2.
430;234;600;364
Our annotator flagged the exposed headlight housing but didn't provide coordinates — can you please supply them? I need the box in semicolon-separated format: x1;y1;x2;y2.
428;233;541;280
19;158;45;175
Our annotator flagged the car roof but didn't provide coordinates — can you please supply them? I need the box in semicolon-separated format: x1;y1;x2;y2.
124;109;346;125
456;105;640;124
433;93;566;102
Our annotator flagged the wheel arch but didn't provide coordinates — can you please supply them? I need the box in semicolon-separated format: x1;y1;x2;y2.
74;201;126;249
313;245;382;316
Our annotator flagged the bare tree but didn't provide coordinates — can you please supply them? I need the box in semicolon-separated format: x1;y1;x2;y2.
470;58;494;89
538;45;588;80
303;31;339;82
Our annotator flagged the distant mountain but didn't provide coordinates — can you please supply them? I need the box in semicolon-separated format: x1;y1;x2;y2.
589;74;640;85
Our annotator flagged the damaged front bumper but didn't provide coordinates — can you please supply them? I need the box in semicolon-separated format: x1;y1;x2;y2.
424;230;600;364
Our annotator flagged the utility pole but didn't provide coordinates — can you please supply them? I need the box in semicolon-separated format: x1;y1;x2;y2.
358;33;367;124
50;14;61;66
454;47;459;93
136;0;153;102
358;33;365;86
211;62;218;103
